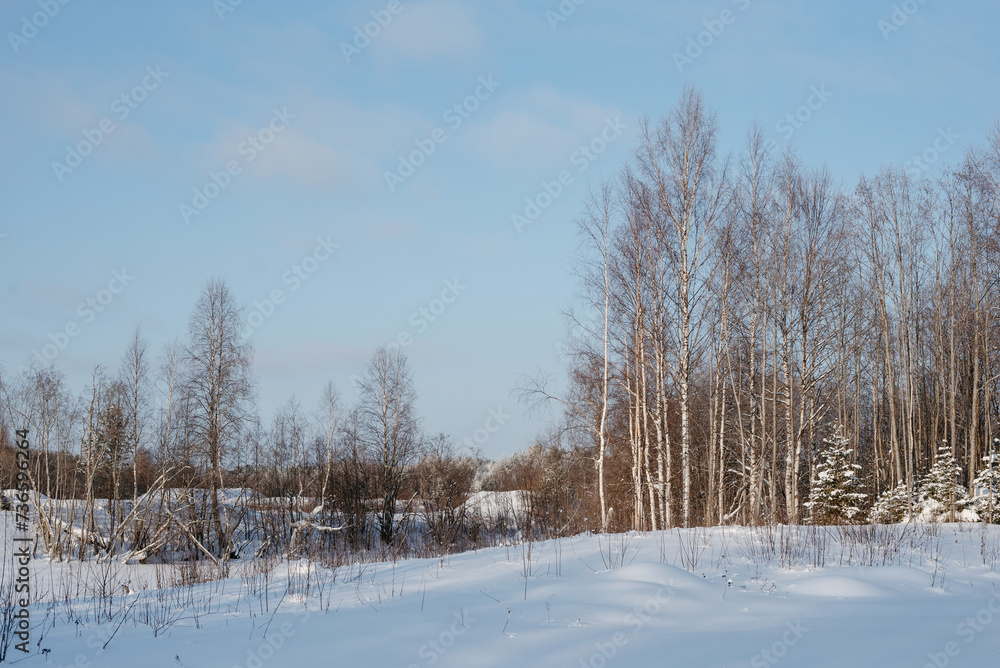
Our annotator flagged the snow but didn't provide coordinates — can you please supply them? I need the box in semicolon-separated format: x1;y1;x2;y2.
460;490;530;523
137;487;256;506
2;489;49;503
784;575;893;598
6;522;1000;667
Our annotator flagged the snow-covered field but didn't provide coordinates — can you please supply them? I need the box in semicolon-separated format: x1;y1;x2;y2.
6;522;1000;667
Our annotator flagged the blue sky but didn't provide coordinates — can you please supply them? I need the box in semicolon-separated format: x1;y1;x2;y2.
1;0;998;458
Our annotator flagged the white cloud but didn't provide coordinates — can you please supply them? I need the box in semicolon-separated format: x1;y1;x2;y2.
378;1;482;59
463;86;622;170
363;215;421;240
198;94;421;193
0;65;165;167
464;110;576;169
255;341;363;377
245;128;354;188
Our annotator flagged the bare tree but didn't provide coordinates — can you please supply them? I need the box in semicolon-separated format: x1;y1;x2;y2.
317;380;343;514
182;278;255;559
120;327;149;500
357;345;421;543
634;88;729;527
572;183;616;531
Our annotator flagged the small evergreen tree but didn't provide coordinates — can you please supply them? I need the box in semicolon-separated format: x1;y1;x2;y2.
805;429;867;525
868;482;914;524
973;444;1000;524
916;445;972;522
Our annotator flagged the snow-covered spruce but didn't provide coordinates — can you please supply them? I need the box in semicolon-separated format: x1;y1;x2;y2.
973;444;1000;523
868;481;914;524
804;429;867;525
916;445;974;522
869;445;978;523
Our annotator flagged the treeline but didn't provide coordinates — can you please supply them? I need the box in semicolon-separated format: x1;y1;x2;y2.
538;88;1000;531
0;284;596;562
